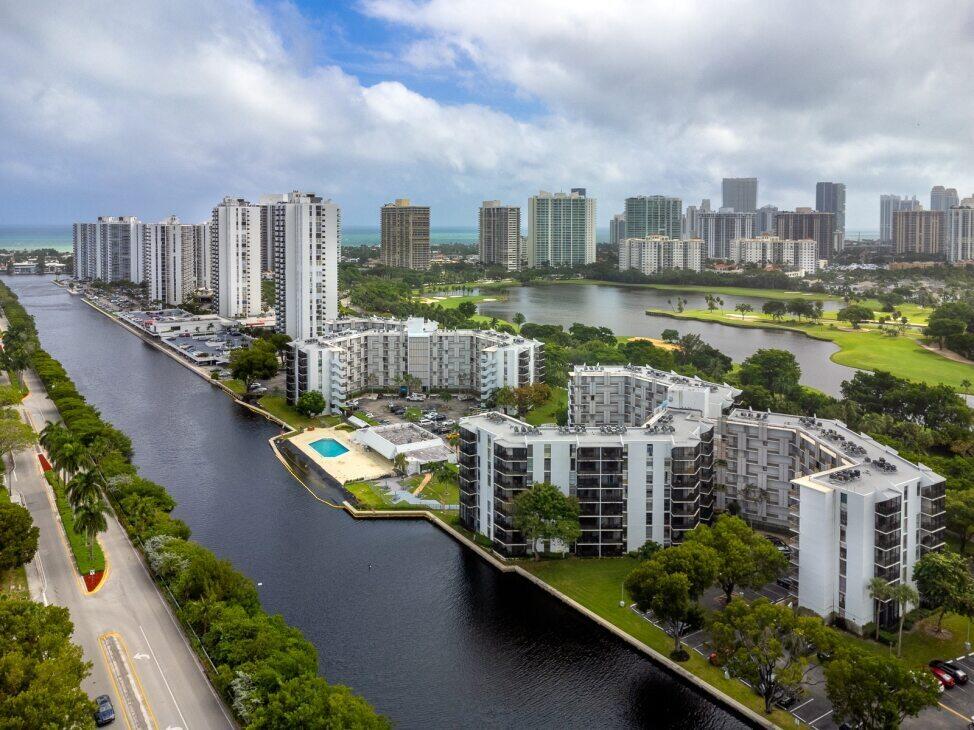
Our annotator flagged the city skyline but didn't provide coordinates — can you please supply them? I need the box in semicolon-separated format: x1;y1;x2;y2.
3;1;974;229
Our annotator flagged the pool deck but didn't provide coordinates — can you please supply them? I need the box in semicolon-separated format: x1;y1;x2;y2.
288;427;392;485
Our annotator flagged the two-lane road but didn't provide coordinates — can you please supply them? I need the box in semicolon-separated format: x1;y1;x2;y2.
11;366;234;730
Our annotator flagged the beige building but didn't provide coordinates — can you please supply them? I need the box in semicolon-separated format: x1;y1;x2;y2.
479;201;521;271
892;209;946;255
380;198;430;270
618;235;703;275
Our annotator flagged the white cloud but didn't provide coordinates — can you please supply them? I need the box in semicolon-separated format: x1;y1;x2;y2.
1;0;973;227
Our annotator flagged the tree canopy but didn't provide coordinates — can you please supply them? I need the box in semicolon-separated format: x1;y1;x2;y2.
229;340;279;390
913;550;974;631
737;349;801;396
0;501;39;571
512;482;581;558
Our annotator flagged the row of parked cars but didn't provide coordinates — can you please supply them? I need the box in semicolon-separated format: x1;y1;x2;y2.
929;658;968;689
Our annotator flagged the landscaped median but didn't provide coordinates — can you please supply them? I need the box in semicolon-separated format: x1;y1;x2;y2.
42;470;106;590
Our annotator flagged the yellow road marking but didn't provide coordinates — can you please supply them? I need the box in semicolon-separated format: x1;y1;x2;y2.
99;631;158;730
98;633;134;730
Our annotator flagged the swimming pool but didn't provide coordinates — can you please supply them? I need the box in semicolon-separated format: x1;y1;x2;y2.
309;437;350;458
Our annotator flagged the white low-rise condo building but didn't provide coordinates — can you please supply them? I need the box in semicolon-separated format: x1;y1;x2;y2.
286;317;544;412
459;409;715;557
728;234;818;275
618;235;703;275
458;365;944;632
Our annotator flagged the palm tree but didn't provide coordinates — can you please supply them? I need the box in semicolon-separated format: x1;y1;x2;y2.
73;498;108;565
39;421;66;454
513;312;526;328
393;453;408;476
55;439;91;482
890;582;919;657
66;470;105;511
867;577;891;640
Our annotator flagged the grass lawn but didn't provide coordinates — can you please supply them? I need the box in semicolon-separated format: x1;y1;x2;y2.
352;410;379;426
521;557;795;727
344;480;391;508
842;611;974;668
524;386;568;426
44;472;105;575
648;307;974;389
257;394;343;430
420;291;517;328
404;468;460;505
223;378;246;395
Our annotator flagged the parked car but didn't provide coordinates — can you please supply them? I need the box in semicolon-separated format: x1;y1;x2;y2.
93;695;115;726
774;689;801;709
930;665;956;688
930;660;968;685
406;393;427;401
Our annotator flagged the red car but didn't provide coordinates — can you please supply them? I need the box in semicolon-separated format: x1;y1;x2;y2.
930;665;956;688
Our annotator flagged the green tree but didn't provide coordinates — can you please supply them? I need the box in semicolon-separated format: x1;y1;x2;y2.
913;550;974;632
0;384;23;405
734;302;753;319
709;598;828;714
786;299;815;321
512;312;526;327
512;482;581;559
925;317;966;349
456;301;477;319
947;488;974;555
624;541;719;657
249;675;390;729
0;414;37;466
0;501;39;571
295;391;326;418
661;329;680;343
66;469;105;511
738;349;802;396
824;648;940;730
0;599;95;727
890;582;919;657
867;577;892;640
684;515;787;603
229;341;279;391
73;498;109;566
392;453;407;476
761;300;787;320
837;304;874;328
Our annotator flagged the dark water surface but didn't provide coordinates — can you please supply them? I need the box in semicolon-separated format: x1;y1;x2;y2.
8;276;748;729
478;284;855;396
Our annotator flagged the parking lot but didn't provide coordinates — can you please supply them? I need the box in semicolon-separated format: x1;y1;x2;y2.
349;392;484;433
918;652;974;729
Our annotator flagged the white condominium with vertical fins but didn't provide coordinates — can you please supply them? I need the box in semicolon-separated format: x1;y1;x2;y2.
273;191;340;341
527;188;596;268
144;215;196;306
211;197;262;319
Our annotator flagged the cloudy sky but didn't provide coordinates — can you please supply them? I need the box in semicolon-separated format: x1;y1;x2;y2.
2;0;973;230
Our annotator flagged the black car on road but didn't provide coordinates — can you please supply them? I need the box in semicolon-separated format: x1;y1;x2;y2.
94;694;115;726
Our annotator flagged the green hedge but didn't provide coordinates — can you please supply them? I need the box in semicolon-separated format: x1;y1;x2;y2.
0;281;388;728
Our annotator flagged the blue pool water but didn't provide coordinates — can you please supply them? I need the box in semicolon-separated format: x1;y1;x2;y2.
309;438;349;458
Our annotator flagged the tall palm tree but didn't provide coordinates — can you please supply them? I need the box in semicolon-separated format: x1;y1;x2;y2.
56;439;91;482
39;421;66;454
890;583;919;657
66;470;105;511
73;498;108;565
867;577;891;640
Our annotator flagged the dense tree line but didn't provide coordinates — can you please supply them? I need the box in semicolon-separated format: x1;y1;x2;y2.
0;282;388;729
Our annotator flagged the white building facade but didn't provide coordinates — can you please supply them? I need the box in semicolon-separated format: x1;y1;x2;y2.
728;234;818;275
211;197;262;319
618;236;703;275
286;317;544;413
947;198;974;262
144;216;196;306
527;189;596;268
273;192;340;341
72;216;144;283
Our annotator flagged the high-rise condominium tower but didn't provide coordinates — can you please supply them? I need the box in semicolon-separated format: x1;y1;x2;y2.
698;210;754;259
192;223;210;291
609;213;626;245
211;197;262;319
879;195;920;244
721;178;758;212
893;210;946;255
479;201;521;271
931;186;959;212
816;182;846;250
258;194;287;273
380;199;430;270
775;209;836;260
624;195;682;240
947;198;974;262
755;205;778;235
72;216;143;283
144;215;196;306
273;192;340;341
527;188;596;268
